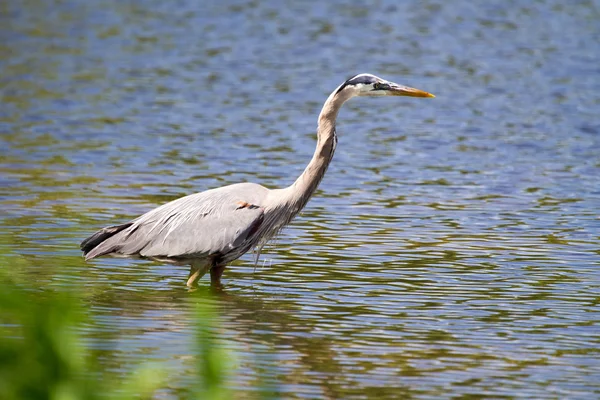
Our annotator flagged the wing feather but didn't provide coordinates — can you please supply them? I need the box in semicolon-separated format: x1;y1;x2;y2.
83;182;268;261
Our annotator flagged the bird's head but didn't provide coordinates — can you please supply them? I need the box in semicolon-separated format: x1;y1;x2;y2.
335;73;435;99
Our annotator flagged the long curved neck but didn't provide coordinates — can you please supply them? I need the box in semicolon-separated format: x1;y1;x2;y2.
281;87;354;214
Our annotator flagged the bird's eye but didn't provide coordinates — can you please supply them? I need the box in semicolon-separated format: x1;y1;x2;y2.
373;83;381;90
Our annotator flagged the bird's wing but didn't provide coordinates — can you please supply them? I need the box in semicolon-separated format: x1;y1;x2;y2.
84;183;268;260
137;200;264;259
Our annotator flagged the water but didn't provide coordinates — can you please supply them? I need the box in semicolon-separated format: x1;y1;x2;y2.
1;0;599;398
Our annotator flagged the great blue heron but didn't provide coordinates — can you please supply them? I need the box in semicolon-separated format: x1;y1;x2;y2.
81;73;434;287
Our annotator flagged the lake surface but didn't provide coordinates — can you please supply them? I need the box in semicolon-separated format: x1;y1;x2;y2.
1;0;599;398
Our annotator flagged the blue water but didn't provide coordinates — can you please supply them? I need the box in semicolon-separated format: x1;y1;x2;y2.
1;0;599;398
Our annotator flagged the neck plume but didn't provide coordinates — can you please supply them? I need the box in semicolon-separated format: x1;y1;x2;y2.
281;85;354;216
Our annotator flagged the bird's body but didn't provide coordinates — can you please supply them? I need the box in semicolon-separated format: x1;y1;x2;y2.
81;73;434;287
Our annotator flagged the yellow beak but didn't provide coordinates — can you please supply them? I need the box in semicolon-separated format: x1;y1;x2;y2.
389;83;435;98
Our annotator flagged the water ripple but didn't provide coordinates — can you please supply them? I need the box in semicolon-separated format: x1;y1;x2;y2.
2;0;600;398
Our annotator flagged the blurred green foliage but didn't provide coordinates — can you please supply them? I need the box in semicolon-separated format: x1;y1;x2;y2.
0;244;235;400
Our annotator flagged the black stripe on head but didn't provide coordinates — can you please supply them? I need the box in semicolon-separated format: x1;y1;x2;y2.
335;74;377;94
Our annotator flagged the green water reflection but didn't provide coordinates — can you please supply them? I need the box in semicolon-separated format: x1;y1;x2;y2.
2;0;600;398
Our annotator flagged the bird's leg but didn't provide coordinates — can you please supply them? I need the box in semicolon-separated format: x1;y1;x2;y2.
187;261;210;287
210;264;227;287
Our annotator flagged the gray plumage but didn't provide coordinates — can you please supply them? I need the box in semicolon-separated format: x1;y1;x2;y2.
81;73;434;287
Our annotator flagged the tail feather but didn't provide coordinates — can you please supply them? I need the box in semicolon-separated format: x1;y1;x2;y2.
81;223;133;259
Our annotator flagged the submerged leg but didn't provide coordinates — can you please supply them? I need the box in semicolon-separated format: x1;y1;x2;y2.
210;264;227;287
187;260;210;287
